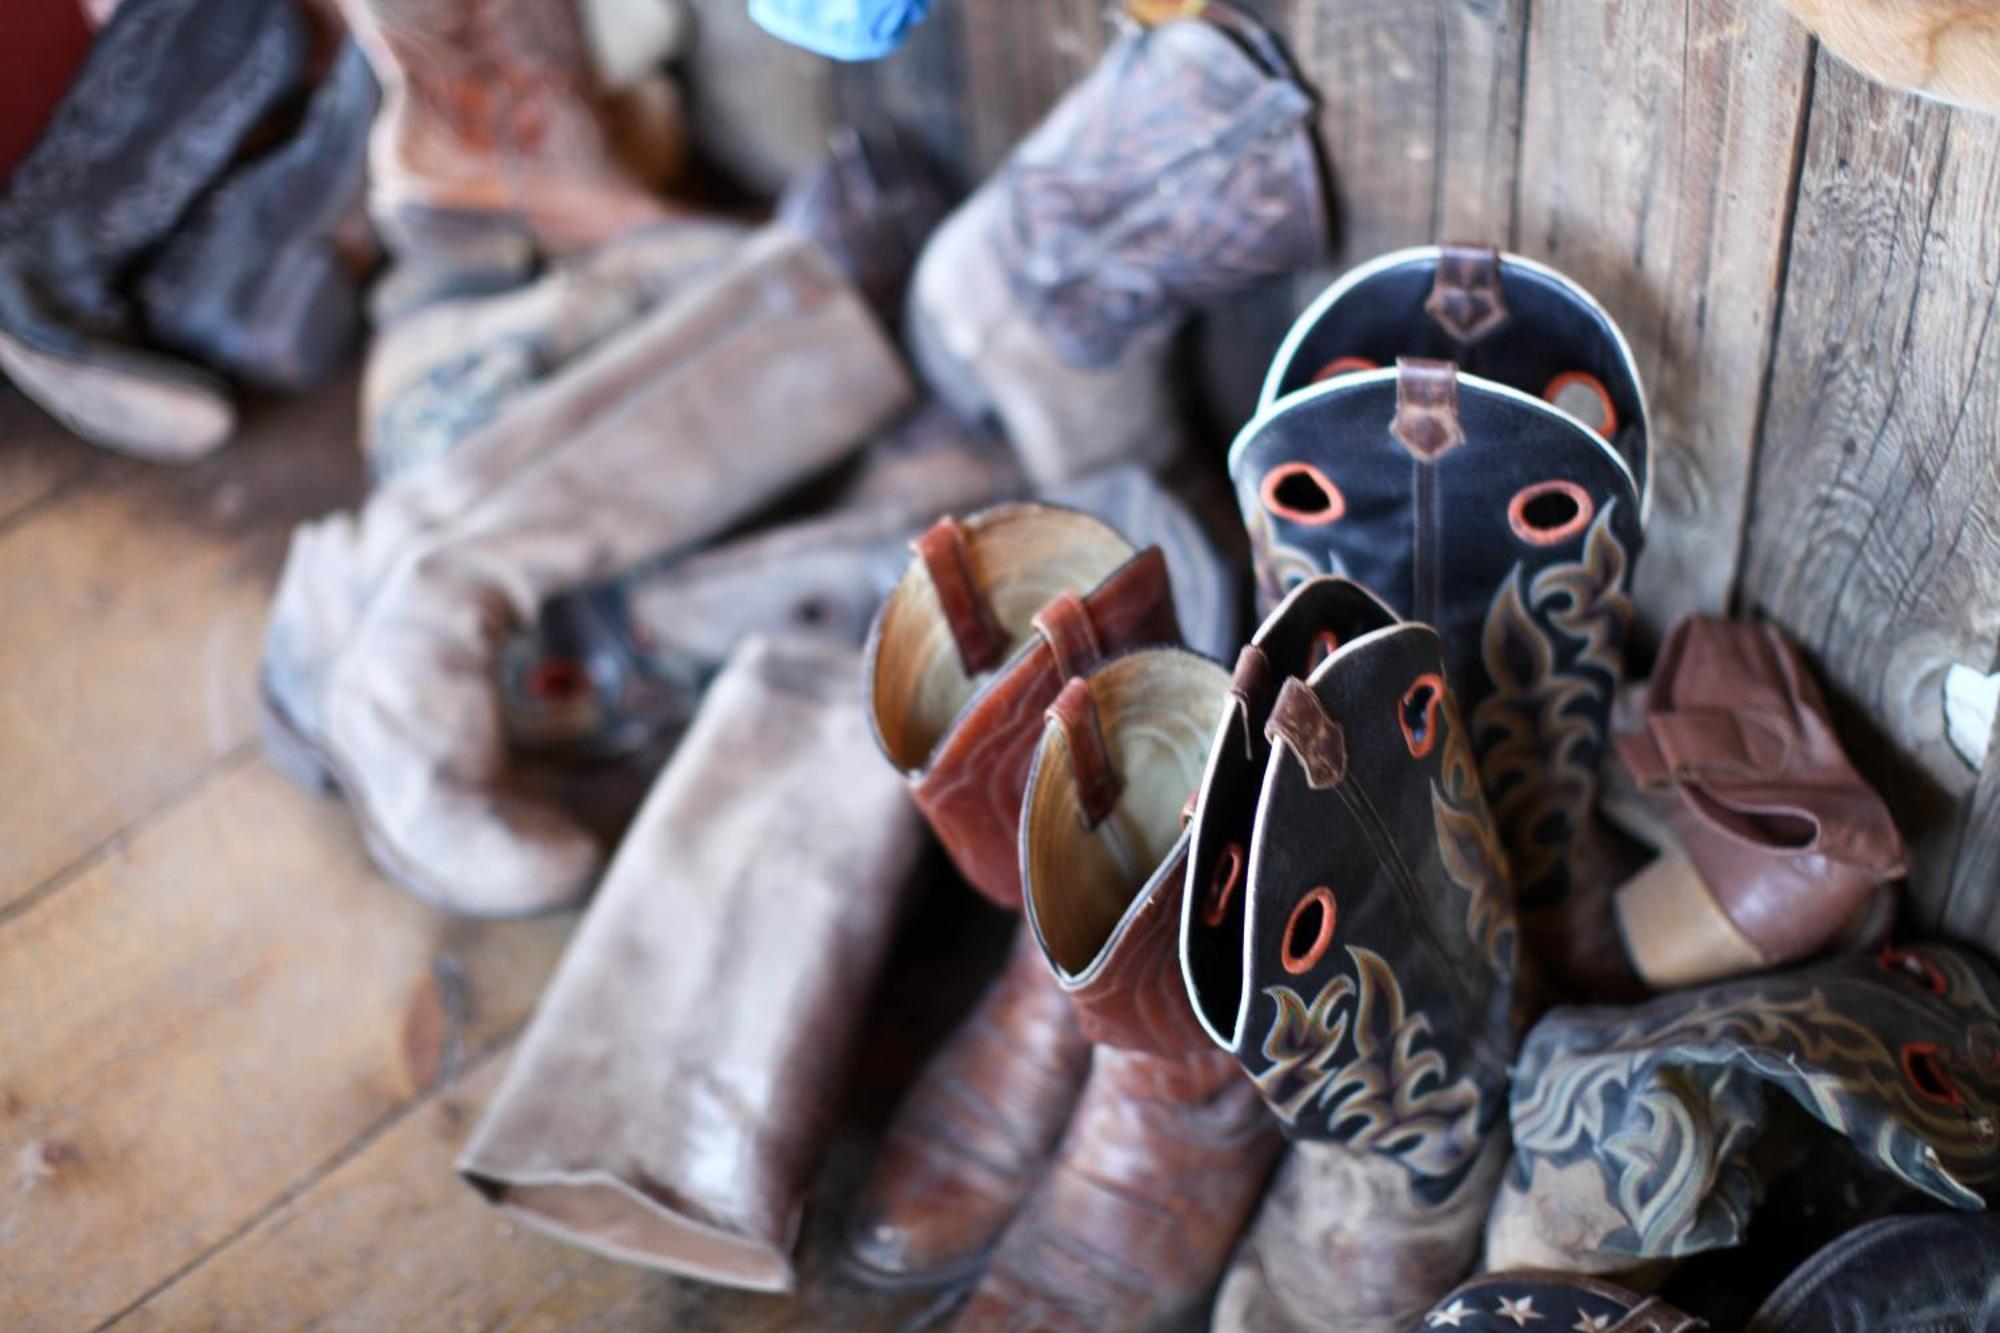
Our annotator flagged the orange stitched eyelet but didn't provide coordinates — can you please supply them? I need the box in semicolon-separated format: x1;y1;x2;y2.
1280;886;1337;975
1877;946;1947;996
1508;479;1594;546
1399;673;1444;758
1305;629;1342;672
1545;370;1617;438
1202;842;1245;927
1902;1042;1965;1108
527;658;590;700
1312;355;1379;384
1261;462;1346;526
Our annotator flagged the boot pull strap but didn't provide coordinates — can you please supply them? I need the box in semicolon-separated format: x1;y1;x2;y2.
1391;358;1467;461
1048;677;1124;828
1033;591;1106;683
1265;677;1347;789
1228;644;1274;758
1424;243;1510;344
913;517;1007;675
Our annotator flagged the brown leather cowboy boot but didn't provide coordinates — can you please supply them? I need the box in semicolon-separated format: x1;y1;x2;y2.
335;0;672;275
956;649;1282;1330
268;230;912;914
1600;614;1908;990
849;504;1183;1284
1180;577;1523;1332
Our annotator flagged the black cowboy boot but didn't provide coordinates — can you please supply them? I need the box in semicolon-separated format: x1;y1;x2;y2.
137;40;377;391
1487;942;2000;1281
1232;253;1650;996
0;0;305;459
1180;576;1523;1332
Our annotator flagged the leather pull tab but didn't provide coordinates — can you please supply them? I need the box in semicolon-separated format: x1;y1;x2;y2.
1265;677;1347;789
1048;677;1124;828
1391;358;1467;460
1033;591;1106;683
913;517;1007;675
1228;645;1273;758
1424;243;1510;343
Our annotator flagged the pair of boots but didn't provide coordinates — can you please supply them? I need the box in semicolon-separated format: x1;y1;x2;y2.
854;502;1280;1327
0;0;375;459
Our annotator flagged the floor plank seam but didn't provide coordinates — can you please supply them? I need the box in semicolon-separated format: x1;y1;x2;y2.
0;742;260;932
88;1025;526;1331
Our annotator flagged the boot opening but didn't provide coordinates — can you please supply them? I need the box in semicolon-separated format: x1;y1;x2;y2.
1260;462;1346;526
1543;369;1617;438
1280;886;1337;975
1506;480;1592;546
1399;673;1442;758
869;506;1135;770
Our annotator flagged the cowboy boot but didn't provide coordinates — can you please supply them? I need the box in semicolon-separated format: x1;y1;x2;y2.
1419;1273;1702;1332
1235;305;1648;995
847;503;1183;1284
1747;1212;2000;1333
956;648;1282;1330
135;39;376;391
776;127;953;329
460;635;926;1291
907;0;1328;486
1180;576;1524;1331
501;458;1235;763
0;0;305;460
268;229;912;914
335;0;672;277
1599;614;1908;990
1487;942;2000;1279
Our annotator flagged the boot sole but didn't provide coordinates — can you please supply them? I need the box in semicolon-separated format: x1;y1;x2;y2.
0;329;234;462
257;678;586;920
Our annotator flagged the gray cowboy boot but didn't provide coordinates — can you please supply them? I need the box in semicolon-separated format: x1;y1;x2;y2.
907;0;1328;486
0;0;306;459
267;230;913;914
135;40;377;391
1180;576;1523;1332
1487;942;2000;1280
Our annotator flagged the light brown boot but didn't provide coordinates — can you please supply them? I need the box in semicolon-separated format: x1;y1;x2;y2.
273;231;913;914
336;0;674;270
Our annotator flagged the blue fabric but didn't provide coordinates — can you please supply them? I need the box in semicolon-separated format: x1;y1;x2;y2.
748;0;934;61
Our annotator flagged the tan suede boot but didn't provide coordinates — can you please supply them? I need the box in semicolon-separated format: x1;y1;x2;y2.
268;230;913;914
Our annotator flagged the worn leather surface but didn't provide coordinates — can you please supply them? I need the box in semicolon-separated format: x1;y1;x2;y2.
336;0;670;254
1211;1136;1507;1333
1611;614;1909;983
1490;942;2000;1273
843;929;1091;1285
1746;1212;2000;1333
136;40;377;390
969;649;1282;1330
869;505;1182;909
456;636;924;1292
303;231;913;912
1233;348;1642;992
1179;577;1521;1325
1419;1271;1703;1332
908;1;1327;486
0;0;303;457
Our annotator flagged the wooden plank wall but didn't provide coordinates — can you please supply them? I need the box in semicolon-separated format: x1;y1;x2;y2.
689;0;2000;949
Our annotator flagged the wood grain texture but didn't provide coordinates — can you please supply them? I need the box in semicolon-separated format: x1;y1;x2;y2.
1740;54;2000;935
0;758;575;1329
0;383;361;913
1516;0;1814;640
956;0;1109;173
1293;0;1527;263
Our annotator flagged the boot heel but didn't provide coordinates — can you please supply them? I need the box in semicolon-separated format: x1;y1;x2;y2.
1612;840;1766;989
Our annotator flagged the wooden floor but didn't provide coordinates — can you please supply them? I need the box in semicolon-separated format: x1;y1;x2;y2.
0;382;978;1332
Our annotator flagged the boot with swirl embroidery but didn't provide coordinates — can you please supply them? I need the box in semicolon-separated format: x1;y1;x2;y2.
906;0;1328;486
1179;576;1524;1332
955;648;1282;1331
1234;257;1651;997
